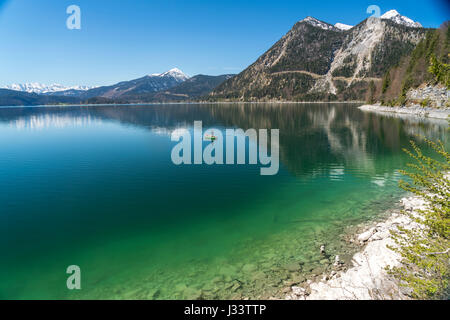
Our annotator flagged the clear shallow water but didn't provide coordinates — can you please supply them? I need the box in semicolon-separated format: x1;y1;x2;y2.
0;103;448;300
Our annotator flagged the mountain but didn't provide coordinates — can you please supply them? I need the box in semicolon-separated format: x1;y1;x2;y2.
102;74;235;103
1;83;94;94
153;68;190;82
0;89;80;106
47;68;189;99
0;10;433;106
151;74;235;101
0;72;231;106
380;10;423;28
209;11;426;102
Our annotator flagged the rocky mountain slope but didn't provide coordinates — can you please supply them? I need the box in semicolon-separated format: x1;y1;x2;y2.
209;11;426;102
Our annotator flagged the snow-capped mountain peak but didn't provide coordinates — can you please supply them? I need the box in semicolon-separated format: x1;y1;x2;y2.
1;83;94;94
301;17;336;31
148;68;189;81
166;67;184;74
334;23;353;31
160;68;189;80
380;9;422;28
381;9;402;19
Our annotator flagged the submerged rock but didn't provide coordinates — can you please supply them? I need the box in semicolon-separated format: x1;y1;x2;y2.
123;288;147;300
174;283;187;292
320;245;326;254
147;288;161;300
231;281;242;292
333;255;341;267
219;265;238;277
283;262;302;272
242;264;257;273
289;274;306;284
183;287;203;300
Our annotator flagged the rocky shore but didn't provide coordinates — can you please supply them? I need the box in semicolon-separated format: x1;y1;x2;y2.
359;104;450;120
359;84;450;120
285;195;428;300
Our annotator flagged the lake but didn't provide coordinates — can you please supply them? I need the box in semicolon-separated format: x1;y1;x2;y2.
0;103;448;299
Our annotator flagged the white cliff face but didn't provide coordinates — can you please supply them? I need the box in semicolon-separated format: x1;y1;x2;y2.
312;17;386;94
333;18;385;78
381;10;423;28
311;16;425;95
307;10;423;95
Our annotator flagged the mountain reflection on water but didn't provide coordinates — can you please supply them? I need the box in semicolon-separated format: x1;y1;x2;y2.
1;103;447;178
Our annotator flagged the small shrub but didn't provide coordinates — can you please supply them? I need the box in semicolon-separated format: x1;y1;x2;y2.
388;139;449;300
421;98;431;108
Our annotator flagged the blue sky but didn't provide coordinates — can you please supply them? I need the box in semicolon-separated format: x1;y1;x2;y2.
0;0;448;87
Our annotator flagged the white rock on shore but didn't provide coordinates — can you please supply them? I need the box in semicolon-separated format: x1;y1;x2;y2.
359;104;450;120
357;228;375;243
286;196;427;300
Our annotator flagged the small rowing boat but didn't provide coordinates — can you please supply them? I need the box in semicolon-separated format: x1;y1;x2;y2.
205;134;217;141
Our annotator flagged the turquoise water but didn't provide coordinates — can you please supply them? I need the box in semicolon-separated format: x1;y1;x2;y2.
0;103;448;300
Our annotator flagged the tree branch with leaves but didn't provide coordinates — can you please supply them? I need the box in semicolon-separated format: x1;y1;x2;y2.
388;138;449;299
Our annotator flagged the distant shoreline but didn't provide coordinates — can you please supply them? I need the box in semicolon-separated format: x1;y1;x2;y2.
359;104;450;120
0;101;365;109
